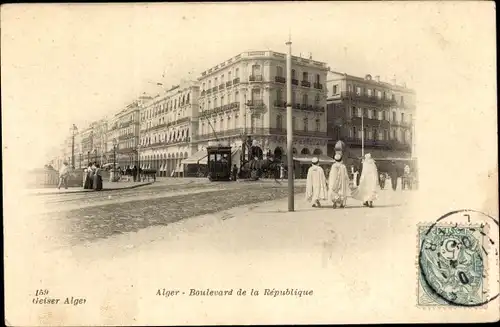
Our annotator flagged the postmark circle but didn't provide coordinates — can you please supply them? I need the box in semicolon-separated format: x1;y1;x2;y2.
418;209;499;307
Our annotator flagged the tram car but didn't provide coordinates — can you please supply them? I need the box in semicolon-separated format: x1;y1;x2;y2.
206;145;232;181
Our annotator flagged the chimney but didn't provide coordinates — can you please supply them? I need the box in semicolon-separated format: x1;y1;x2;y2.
375;75;380;82
309;52;312;59
391;77;397;85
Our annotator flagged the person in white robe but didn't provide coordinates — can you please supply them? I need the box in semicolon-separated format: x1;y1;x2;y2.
351;153;379;208
305;157;328;208
328;153;351;208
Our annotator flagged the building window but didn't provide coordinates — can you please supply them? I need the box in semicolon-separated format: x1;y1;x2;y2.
235;91;239;102
302;94;308;106
353;126;357;139
315;74;320;84
392;129;396;140
392;111;397;122
235;68;239;78
351;106;356;117
377;90;382;99
303;118;308;131
275;88;282;102
292;69;296;79
276;66;283;77
228;71;232;81
292;116;297;130
252;64;261;76
356;86;361;95
221;96;225;106
348;84;352;92
315;94;320;105
221;74;225;84
384;130;388;140
363;108;368;117
315;119;321;132
368;109;373;119
214;98;218;108
302;71;308;81
251;88;261;101
357;107;362;117
367;89;373;97
333;85;338;95
276;115;283;130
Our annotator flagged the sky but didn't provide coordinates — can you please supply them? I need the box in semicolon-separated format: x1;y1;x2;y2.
1;1;497;196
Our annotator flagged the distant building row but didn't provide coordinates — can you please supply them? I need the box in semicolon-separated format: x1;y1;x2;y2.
53;50;416;176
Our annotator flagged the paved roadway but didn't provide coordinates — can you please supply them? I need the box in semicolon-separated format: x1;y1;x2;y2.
25;178;307;249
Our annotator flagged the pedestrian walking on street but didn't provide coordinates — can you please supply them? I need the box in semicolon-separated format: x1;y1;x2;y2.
132;165;138;182
231;164;238;181
93;164;103;191
280;164;285;180
328;153;350;209
57;161;69;190
351;153;379;208
379;172;386;190
83;163;93;189
305;157;328;208
389;161;398;191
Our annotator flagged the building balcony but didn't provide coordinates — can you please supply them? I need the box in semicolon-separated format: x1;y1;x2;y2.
267;128;328;138
233;77;240;85
201;90;206;96
249;75;263;82
291;79;299;85
274;100;286;108
301;80;311;87
343;138;411;151
275;76;286;83
118;134;136;141
219;84;225;90
142;136;191;148
206;89;212;95
212;87;217;93
200;102;240;117
313;83;323;90
350;116;391;127
226;81;232;87
192;128;244;142
193;127;328;142
246;99;265;108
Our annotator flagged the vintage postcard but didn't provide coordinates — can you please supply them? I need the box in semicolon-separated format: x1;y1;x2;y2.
2;1;498;325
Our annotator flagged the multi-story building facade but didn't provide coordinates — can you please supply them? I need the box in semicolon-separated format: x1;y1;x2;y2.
195;50;330;166
89;119;108;165
79;126;94;166
105;115;120;167
111;97;148;168
326;72;416;161
139;80;200;176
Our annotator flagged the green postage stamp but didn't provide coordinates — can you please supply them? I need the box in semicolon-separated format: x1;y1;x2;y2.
417;210;499;308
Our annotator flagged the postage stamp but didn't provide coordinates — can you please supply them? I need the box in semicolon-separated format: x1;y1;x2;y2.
417;209;499;308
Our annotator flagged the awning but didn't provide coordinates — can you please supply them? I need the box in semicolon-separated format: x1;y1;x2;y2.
160;164;166;171
283;154;335;164
181;149;208;165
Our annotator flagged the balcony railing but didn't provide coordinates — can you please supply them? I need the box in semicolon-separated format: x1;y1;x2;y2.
292;79;298;85
219;84;225;90
206;89;212;95
118;134;135;140
249;75;263;82
341;91;398;106
274;100;286;108
246;99;265;108
143;136;191;148
301;80;311;87
275;76;286;83
226;81;232;87
200;102;240;117
192;127;328;142
313;83;323;90
212;87;217;92
343;138;411;151
233;77;240;85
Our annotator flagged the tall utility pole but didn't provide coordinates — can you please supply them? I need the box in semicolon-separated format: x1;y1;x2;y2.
286;33;294;212
361;114;365;157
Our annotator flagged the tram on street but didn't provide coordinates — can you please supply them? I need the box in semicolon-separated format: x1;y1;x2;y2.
206;145;232;181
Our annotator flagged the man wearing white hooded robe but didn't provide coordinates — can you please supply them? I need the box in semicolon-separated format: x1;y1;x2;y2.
351;153;379;207
305;157;328;207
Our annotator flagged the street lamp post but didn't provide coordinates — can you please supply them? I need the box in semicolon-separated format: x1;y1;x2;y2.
112;138;118;182
70;124;78;168
87;151;90;165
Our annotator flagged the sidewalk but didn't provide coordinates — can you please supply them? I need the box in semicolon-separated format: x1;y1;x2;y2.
25;180;153;195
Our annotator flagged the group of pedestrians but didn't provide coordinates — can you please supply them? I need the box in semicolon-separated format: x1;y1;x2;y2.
83;162;103;191
305;153;379;209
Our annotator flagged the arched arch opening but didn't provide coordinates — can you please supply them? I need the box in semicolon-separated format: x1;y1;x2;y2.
274;147;283;161
292;147;298;155
301;148;310;155
313;148;323;155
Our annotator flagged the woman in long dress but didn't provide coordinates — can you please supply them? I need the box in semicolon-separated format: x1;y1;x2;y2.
351;153;379;208
93;164;103;191
83;163;93;189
